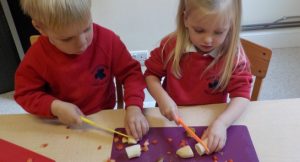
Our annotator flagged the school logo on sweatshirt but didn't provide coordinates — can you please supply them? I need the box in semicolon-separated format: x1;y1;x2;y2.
208;79;219;89
94;65;108;80
204;75;224;95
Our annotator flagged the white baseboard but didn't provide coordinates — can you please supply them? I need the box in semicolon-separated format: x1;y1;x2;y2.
241;27;300;49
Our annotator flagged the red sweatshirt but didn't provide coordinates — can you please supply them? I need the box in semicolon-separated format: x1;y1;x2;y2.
144;38;252;106
14;24;146;117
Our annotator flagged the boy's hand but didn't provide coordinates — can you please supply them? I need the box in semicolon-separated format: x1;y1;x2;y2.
124;106;149;139
158;98;179;124
201;119;227;154
51;100;83;126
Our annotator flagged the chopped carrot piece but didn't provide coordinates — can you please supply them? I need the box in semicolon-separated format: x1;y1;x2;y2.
116;143;124;150
106;158;116;162
40;143;48;148
151;139;158;144
179;139;187;147
113;137;119;143
141;145;149;152
213;155;218;160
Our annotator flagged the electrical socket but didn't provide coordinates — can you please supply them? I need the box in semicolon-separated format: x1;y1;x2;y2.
130;50;149;65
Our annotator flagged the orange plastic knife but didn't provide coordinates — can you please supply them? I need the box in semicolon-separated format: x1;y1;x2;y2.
177;117;209;153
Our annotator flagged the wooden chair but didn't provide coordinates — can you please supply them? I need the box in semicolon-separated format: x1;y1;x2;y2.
29;35;124;108
240;38;272;101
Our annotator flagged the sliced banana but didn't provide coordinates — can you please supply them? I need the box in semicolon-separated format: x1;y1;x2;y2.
195;138;208;156
125;144;141;159
176;145;194;158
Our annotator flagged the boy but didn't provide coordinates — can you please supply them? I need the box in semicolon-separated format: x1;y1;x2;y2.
14;0;149;139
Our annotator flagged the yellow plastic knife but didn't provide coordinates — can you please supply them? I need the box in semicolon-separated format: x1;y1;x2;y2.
80;116;133;139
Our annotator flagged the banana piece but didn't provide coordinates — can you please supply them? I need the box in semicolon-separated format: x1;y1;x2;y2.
122;137;138;144
195;138;208;156
128;137;138;144
125;144;141;159
176;145;194;158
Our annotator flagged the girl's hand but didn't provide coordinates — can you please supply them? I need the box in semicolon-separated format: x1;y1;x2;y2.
51;100;83;126
157;97;179;123
201;119;227;154
124;106;149;139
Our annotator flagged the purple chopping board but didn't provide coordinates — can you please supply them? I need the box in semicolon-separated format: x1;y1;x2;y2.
111;125;259;162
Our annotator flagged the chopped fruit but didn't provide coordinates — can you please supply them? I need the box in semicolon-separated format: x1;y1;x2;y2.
97;145;102;150
143;139;149;146
122;137;128;143
167;138;173;142
125;144;142;159
40;143;48;148
113;137;119;143
106;158;116;162
128;137;138;144
179;139;187;147
116;143;124;150
195;138;208;156
156;157;164;162
151;139;158;144
176;145;194;158
141;145;149;152
185;127;196;137
212;155;218;160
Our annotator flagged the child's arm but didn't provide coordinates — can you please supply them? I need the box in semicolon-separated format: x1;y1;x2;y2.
110;35;149;138
202;97;249;153
203;47;252;153
145;75;179;122
124;105;149;139
51;100;83;126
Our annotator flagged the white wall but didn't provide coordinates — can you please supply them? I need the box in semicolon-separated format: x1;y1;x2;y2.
91;0;178;51
242;0;300;25
91;0;300;50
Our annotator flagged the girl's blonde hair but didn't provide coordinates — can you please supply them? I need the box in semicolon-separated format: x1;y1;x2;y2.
20;0;91;31
168;0;242;91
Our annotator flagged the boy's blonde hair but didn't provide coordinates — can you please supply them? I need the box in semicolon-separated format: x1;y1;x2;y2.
167;0;242;91
20;0;91;31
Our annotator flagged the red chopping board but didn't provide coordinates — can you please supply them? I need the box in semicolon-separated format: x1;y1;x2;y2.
111;125;259;162
0;139;55;162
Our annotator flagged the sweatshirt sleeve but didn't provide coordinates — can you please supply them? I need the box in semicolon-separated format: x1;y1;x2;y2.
227;46;253;99
14;51;56;118
111;36;146;109
144;38;172;79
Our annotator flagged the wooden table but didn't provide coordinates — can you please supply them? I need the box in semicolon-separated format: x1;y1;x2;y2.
1;98;300;162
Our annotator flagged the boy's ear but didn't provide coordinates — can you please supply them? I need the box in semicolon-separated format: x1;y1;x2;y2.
32;20;47;36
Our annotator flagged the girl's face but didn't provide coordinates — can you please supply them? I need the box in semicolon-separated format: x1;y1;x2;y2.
44;16;93;55
184;9;230;53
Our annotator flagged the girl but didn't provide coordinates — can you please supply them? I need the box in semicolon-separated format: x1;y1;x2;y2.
144;0;252;153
